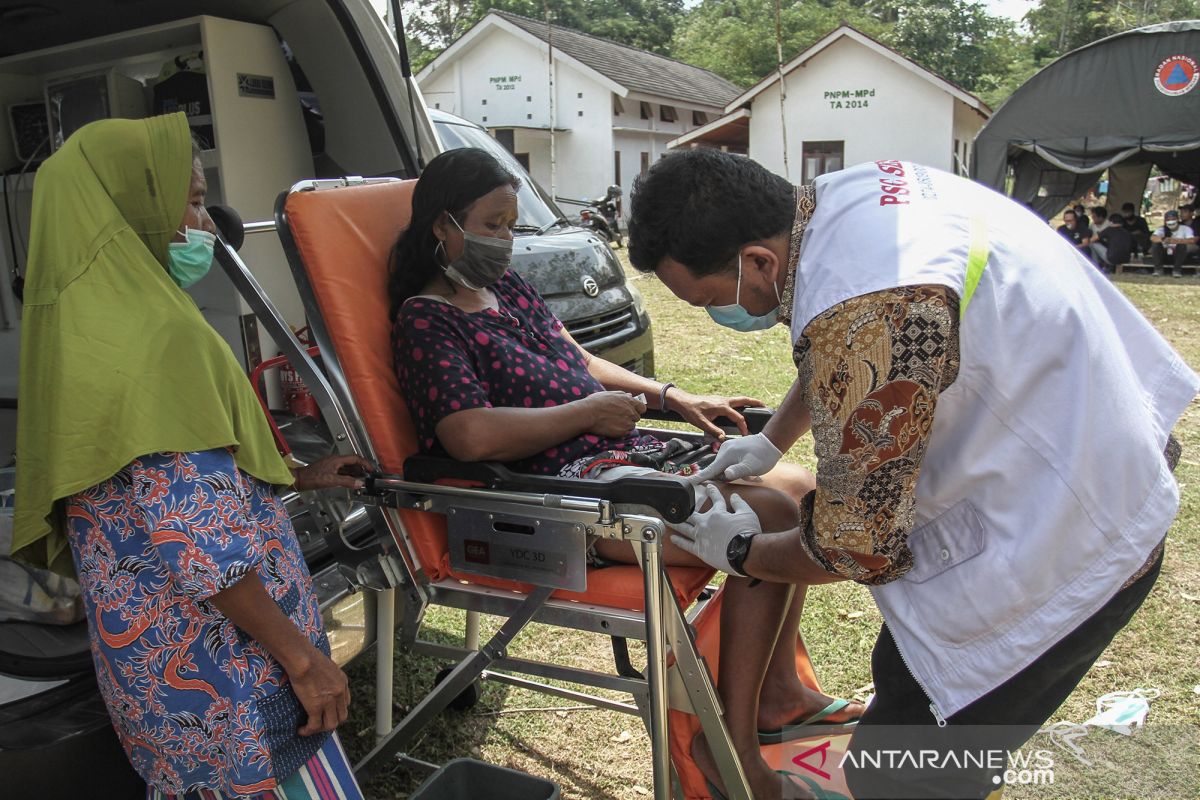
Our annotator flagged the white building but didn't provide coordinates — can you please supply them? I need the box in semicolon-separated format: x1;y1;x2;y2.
418;10;740;205
671;25;991;183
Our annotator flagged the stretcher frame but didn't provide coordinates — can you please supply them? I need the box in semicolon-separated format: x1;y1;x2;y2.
214;176;759;799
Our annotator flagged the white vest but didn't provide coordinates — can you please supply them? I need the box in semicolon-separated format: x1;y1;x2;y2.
790;161;1199;720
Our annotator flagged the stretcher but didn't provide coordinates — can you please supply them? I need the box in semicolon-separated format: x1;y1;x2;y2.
213;175;837;799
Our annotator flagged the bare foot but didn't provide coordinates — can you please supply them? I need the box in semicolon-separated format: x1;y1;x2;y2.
691;731;815;800
758;682;865;733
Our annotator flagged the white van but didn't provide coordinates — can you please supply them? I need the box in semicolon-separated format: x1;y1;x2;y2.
0;2;437;793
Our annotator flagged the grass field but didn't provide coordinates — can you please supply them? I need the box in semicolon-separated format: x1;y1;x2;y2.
340;262;1200;800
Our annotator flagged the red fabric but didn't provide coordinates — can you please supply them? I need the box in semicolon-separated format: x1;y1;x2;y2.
669;588;853;799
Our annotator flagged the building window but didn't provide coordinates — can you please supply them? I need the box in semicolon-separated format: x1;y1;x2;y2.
640;101;652;120
482;115;487;123
953;138;961;171
613;95;624;116
515;153;530;171
495;128;515;153
527;95;532;102
577;110;583;116
577;92;583;99
614;151;621;186
527;113;532;120
434;102;440;109
802;141;844;184
692;110;708;126
482;98;487;105
640;151;650;175
660;105;677;122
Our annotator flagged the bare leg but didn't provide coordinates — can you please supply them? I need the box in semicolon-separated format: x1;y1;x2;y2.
757;586;866;733
594;482;807;798
593;469;833;798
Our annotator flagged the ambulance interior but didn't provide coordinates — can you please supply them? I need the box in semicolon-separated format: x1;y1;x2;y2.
0;0;432;467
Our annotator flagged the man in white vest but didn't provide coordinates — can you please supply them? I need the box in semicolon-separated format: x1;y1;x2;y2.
627;150;1197;799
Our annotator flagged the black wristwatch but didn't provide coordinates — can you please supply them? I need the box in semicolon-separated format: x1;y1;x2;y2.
726;532;757;577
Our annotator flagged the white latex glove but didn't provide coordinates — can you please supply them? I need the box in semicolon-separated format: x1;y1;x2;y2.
671;485;763;575
687;432;782;483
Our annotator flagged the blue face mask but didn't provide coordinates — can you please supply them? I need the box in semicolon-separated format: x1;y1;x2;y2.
706;252;781;332
166;227;216;289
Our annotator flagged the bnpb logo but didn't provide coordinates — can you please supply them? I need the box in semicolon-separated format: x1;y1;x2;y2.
1154;55;1198;97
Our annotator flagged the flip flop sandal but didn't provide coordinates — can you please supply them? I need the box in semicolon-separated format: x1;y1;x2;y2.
757;698;861;744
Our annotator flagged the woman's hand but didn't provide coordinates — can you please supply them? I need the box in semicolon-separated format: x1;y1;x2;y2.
582;391;647;438
209;575;351;736
292;454;376;492
666;389;765;438
288;646;352;736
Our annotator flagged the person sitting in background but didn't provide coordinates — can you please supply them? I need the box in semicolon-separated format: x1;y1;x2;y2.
1180;204;1199;262
1091;206;1110;236
1092;213;1132;273
1058;209;1092;259
1073;204;1091;231
1151;210;1196;277
388;148;864;800
1122;202;1152;258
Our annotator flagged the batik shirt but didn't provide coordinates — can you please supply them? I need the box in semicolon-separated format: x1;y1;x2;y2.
780;190;1169;587
65;449;330;796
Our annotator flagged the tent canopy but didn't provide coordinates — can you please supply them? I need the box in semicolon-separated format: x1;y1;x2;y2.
971;20;1200;217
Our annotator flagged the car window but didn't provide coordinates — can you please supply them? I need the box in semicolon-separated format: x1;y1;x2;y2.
434;121;562;231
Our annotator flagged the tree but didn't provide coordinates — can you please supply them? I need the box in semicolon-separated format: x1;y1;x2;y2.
402;0;685;70
891;0;1020;95
671;0;892;88
1024;0;1197;61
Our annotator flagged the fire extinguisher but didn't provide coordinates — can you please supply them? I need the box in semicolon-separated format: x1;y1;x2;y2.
279;327;320;419
279;360;319;419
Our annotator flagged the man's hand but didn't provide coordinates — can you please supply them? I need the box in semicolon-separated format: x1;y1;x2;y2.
289;648;351;736
671;485;763;574
292;454;375;492
686;432;782;483
667;389;765;438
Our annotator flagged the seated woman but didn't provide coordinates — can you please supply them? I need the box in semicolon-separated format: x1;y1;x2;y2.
388;148;862;799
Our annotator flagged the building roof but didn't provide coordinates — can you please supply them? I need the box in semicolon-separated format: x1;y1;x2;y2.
667;108;750;152
419;9;741;109
725;24;991;118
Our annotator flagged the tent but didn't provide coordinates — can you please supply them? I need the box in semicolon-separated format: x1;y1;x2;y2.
971;20;1200;217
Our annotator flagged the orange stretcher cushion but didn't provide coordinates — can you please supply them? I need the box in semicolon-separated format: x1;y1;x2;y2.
281;182;714;607
668;589;853;800
283;181;454;579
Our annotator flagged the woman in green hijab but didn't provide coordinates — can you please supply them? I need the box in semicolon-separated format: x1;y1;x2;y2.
14;112;369;799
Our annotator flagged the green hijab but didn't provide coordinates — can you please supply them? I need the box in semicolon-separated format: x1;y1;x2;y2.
14;112;293;571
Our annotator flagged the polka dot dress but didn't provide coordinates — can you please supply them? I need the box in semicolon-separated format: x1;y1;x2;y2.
393;271;657;475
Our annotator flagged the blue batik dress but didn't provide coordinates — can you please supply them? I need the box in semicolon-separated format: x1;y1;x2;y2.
65;449;330;796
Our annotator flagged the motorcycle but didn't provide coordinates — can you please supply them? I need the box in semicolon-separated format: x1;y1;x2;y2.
578;185;623;248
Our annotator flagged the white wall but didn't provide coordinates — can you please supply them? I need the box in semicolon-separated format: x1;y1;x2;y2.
545;63;612;203
420;24;725;205
749;36;956;180
952;98;984;176
420;30;613;203
612;93;707;198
